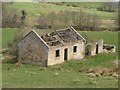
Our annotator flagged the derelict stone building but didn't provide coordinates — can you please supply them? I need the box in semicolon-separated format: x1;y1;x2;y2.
18;27;116;66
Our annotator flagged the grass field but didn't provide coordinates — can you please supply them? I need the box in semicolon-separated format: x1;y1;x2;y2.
5;2;116;31
2;28;18;48
2;28;118;50
2;28;118;88
0;29;2;49
2;2;119;88
79;31;118;51
2;57;118;88
64;2;103;9
9;2;116;20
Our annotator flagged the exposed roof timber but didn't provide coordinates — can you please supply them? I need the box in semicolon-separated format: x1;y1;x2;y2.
20;27;86;47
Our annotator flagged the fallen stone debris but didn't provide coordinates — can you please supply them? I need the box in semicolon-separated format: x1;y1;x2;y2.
79;67;119;78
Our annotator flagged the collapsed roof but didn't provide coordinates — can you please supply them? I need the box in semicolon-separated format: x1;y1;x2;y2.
40;27;86;46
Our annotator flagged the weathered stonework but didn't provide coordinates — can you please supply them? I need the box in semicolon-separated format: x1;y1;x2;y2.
18;27;116;66
47;41;85;66
18;31;49;66
18;27;86;66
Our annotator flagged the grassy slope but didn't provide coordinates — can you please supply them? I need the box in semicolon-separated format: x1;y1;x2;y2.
10;2;115;20
7;2;116;30
64;2;102;8
2;29;118;88
0;29;2;49
2;61;118;88
64;2;115;20
2;2;118;88
2;28;18;48
2;28;118;49
79;31;118;50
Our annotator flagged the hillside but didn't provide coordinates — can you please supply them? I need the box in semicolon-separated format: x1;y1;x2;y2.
2;2;119;88
5;2;117;30
10;2;116;19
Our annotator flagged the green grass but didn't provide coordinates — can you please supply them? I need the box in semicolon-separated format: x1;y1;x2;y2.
2;28;118;88
2;2;118;88
2;28;18;48
9;2;116;20
83;9;116;20
64;2;102;9
0;28;2;49
2;57;118;88
62;53;117;70
79;31;118;51
2;28;118;51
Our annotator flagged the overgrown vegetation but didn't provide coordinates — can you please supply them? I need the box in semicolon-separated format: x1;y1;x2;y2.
2;2;119;88
36;10;102;31
2;28;18;48
2;2;118;31
2;3;27;28
97;2;118;12
2;28;118;64
2;28;26;63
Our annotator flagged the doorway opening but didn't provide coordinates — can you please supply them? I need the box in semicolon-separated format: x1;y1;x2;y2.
64;48;68;61
96;44;99;54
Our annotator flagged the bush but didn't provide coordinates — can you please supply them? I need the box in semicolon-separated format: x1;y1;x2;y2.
72;5;78;7
35;25;51;29
67;4;70;6
7;30;23;63
37;10;102;31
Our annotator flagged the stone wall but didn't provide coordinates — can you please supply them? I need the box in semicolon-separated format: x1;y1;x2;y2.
91;42;97;56
18;31;49;66
97;40;104;53
47;41;85;66
91;40;104;56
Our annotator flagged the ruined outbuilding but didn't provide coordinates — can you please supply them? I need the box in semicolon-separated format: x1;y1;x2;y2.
18;27;116;66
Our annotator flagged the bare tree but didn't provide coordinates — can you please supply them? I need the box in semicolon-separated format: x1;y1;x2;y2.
97;2;118;12
2;3;20;28
37;9;102;31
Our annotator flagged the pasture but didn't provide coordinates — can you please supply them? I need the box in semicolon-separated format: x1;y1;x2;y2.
2;28;18;48
10;2;116;20
2;57;118;88
2;28;118;49
2;2;118;88
2;28;118;88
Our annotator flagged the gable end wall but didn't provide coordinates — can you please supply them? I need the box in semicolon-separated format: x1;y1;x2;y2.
18;31;49;66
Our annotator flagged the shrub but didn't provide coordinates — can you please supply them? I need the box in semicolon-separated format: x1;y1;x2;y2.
72;5;78;7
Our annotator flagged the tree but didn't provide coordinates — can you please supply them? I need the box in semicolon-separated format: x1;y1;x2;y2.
118;2;120;31
2;3;20;28
37;10;102;31
21;10;27;25
97;2;118;12
8;27;33;63
2;3;27;28
47;12;57;30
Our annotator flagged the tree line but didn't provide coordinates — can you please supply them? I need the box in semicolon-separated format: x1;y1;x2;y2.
36;10;102;31
2;3;26;28
2;2;118;31
97;2;118;12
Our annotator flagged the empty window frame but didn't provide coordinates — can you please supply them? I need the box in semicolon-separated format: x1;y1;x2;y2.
73;46;77;53
56;49;60;57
